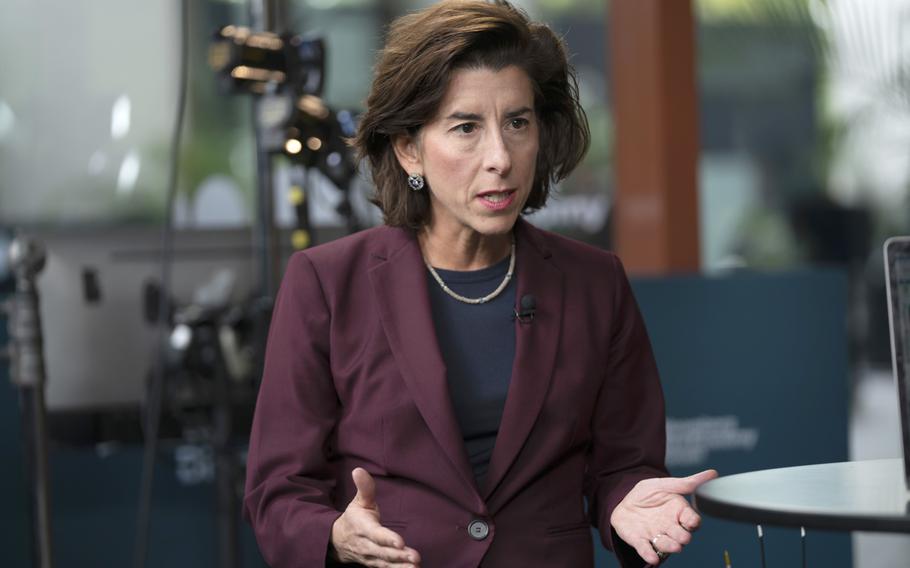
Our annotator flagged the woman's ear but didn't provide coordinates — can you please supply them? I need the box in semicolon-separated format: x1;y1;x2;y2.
392;133;422;175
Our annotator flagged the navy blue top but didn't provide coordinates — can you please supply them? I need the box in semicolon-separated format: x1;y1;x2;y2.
426;256;516;487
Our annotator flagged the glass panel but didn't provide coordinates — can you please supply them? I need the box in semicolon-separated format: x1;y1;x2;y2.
0;0;258;226
695;0;910;374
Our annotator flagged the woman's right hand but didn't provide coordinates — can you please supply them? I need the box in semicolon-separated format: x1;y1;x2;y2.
331;468;421;567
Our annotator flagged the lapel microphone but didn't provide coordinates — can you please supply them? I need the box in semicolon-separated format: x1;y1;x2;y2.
513;294;536;324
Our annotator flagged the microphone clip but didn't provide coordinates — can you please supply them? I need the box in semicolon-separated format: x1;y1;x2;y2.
513;294;536;324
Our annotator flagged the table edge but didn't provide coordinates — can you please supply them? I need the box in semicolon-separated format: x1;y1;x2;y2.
693;491;910;534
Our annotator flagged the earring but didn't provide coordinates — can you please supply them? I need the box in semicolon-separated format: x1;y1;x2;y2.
407;173;425;191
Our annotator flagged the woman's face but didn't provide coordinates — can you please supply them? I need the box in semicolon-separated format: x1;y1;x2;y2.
395;65;539;241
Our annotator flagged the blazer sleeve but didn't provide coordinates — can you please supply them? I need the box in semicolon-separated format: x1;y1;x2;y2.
584;254;669;568
243;252;343;567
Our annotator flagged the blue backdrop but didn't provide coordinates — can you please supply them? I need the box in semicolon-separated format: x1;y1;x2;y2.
594;268;851;567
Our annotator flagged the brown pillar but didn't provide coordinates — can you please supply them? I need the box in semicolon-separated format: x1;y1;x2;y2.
609;0;700;275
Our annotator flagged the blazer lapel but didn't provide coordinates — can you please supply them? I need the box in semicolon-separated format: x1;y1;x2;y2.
483;220;564;500
367;230;478;500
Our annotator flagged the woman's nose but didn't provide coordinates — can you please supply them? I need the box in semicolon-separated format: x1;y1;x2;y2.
483;132;512;176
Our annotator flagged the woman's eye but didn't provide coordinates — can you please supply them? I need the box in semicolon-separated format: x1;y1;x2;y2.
509;118;529;130
456;123;476;134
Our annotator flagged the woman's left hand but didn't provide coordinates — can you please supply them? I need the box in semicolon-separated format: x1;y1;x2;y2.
609;469;718;566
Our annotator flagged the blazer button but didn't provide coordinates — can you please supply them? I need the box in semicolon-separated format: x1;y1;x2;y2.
468;519;489;541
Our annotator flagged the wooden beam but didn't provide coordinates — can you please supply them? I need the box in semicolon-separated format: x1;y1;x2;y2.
609;0;700;275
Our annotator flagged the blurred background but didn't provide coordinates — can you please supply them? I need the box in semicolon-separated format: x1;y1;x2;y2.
1;0;909;566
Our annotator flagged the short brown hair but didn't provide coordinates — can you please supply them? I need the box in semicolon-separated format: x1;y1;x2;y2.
352;0;590;228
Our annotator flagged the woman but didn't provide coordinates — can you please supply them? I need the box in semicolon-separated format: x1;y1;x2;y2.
243;1;716;567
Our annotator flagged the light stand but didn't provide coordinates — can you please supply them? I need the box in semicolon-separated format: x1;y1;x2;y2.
3;237;54;568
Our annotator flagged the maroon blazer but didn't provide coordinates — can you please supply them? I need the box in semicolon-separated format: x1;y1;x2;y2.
243;219;668;568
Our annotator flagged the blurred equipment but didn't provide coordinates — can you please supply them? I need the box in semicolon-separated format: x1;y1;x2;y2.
210;26;325;97
209;23;362;299
883;236;910;490
158;271;259;568
30;227;263;413
0;230;11;283
142;7;362;568
0;5;365;568
3;236;54;568
17;226;281;568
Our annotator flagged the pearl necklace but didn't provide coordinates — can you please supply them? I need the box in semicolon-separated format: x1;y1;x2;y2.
424;238;516;305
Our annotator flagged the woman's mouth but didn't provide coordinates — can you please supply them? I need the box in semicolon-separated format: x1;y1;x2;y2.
477;190;516;210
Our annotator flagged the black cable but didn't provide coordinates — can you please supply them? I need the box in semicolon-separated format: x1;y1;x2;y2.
133;1;190;567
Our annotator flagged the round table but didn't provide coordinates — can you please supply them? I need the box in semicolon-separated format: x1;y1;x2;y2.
693;459;910;533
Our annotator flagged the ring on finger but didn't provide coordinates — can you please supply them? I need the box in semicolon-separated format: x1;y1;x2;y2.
650;534;670;562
